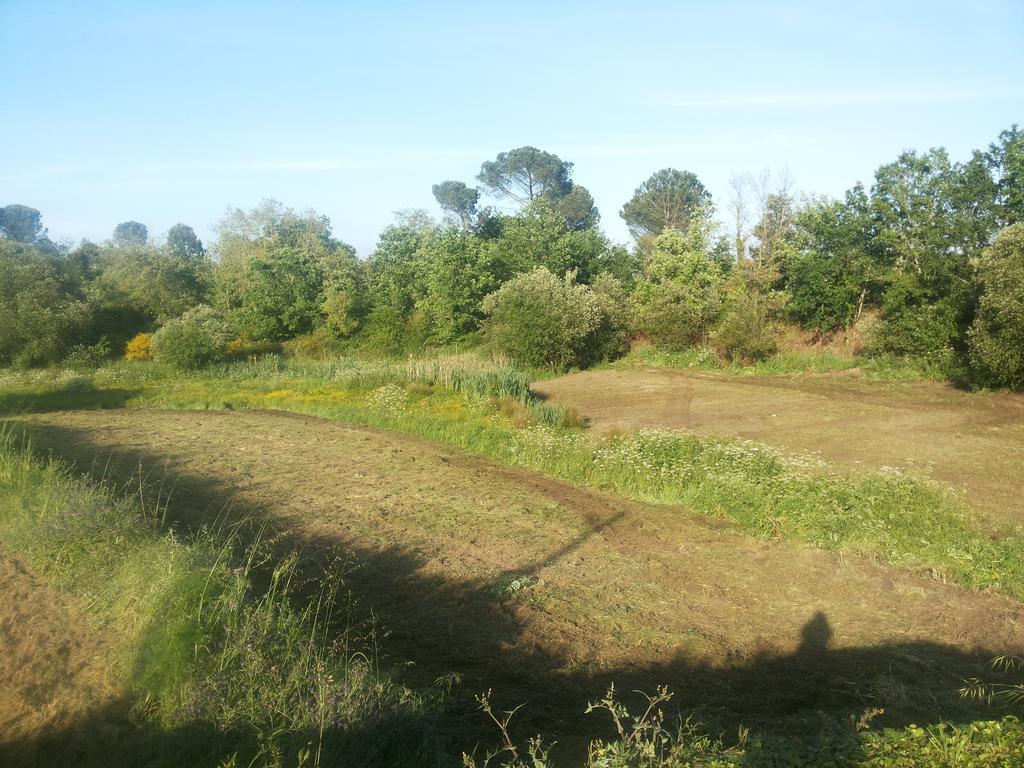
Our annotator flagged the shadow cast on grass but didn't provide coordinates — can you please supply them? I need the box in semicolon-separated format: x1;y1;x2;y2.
0;693;447;768
5;418;1023;765
0;382;141;415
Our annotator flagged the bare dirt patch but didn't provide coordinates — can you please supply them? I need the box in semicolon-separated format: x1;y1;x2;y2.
535;369;1024;530
9;408;1024;748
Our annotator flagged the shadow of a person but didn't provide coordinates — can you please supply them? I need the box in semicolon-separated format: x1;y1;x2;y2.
797;610;834;656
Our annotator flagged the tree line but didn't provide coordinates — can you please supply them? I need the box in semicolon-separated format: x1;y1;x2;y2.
1;127;1021;387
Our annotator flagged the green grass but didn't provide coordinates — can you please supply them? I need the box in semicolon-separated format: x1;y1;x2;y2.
607;344;951;382
0;427;443;767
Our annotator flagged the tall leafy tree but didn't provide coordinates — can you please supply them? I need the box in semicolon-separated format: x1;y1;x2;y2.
787;188;878;329
620;169;711;239
212;200;358;339
0;240;92;366
93;243;206;329
870;149;989;282
490;200;610;283
419;227;501;343
166;223;205;261
985;125;1024;228
432;180;480;229
478;146;573;203
554;184;600;231
112;221;149;246
231;247;323;341
0;204;45;243
632;225;724;348
968;223;1024;388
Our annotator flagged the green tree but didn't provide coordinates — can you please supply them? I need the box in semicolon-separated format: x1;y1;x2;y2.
490;200;610;282
985;125;1024;228
715;262;787;363
365;214;433;319
230;247;323;341
113;221;149;246
871;149;990;285
632;227;724;348
93;244;206;328
0;240;92;367
786;190;878;330
432;180;480;229
868;148;996;363
0;204;45;243
620;169;711;239
212;200;358;340
553;184;599;230
968;224;1024;389
419;227;501;343
478;146;573;203
166;223;205;261
870;274;961;367
589;273;632;361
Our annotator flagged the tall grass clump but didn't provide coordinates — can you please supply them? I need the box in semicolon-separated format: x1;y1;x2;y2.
0;428;442;766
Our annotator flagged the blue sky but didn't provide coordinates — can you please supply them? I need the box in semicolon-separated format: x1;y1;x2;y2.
2;0;1022;255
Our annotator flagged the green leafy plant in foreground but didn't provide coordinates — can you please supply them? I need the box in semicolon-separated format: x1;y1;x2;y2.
464;685;1024;768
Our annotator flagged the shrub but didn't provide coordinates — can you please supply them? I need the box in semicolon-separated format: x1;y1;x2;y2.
634;281;716;349
152;305;232;370
63;338;112;370
870;275;960;369
124;332;154;361
716;287;784;363
282;328;341;360
321;284;361;339
482;267;603;369
968;224;1024;389
588;273;633;362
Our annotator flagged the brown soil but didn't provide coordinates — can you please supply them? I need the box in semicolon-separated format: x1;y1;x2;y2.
535;369;1024;530
9;408;1024;750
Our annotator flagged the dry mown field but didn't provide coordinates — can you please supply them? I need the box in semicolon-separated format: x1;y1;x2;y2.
535;369;1024;530
9;406;1024;746
0;553;125;763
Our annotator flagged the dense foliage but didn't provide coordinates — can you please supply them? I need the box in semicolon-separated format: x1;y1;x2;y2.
151;305;232;370
1;128;1022;387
